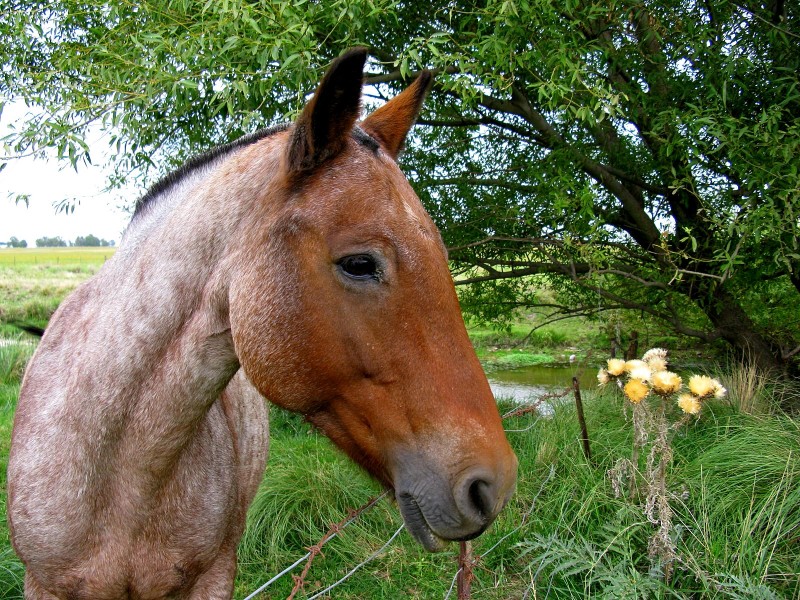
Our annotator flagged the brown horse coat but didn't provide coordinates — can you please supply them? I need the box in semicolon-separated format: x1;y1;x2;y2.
8;49;517;599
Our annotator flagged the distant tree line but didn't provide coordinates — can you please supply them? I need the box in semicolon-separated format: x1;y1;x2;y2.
4;235;116;248
72;234;115;247
34;236;67;247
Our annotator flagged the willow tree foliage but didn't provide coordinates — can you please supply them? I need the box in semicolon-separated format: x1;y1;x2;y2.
2;0;798;375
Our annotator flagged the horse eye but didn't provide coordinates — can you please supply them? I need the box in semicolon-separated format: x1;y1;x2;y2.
338;255;378;280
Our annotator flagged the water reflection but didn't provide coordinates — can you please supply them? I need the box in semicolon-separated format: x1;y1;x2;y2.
488;363;597;410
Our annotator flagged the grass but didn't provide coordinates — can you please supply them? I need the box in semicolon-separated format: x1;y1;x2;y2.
230;396;800;599
0;246;116;265
0;248;109;337
0;341;34;597
1;258;798;598
468;320;595;375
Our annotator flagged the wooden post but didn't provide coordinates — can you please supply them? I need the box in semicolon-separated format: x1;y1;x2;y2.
457;541;473;599
572;377;592;461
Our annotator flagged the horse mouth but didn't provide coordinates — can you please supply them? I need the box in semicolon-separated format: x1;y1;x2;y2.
396;493;448;552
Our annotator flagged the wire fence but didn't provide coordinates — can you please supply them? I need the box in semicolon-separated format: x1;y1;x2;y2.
242;380;586;600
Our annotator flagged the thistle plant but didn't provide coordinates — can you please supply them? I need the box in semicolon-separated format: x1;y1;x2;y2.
599;348;726;581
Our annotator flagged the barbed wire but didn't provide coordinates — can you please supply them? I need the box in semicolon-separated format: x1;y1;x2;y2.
304;524;405;600
286;491;390;599
243;490;390;600
502;386;572;420
245;383;562;600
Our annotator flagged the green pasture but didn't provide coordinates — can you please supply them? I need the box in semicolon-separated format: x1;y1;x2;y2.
0;248;111;337
1;257;798;598
0;246;116;266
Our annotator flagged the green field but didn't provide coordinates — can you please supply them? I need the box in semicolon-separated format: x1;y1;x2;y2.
1;257;798;598
0;248;112;337
0;246;116;266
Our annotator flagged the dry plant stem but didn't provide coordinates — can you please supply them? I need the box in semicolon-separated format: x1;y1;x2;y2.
457;541;474;600
644;398;676;582
629;447;639;499
629;402;642;500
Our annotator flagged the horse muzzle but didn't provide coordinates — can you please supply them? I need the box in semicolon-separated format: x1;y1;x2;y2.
391;449;518;552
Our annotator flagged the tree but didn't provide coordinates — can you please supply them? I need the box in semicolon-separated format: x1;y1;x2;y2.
35;236;67;247
74;234;113;246
74;234;98;247
8;236;28;248
1;0;798;375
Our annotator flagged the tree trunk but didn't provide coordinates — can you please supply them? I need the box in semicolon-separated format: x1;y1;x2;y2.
706;288;786;376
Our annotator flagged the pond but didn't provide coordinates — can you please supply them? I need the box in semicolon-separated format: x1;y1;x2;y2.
487;363;598;412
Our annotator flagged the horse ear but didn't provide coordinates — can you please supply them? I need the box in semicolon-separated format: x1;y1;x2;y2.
360;71;433;159
287;48;367;173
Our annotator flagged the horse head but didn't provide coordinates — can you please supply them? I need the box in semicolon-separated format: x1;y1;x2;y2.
230;49;517;551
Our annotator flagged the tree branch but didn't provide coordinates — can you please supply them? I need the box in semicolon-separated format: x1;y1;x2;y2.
453;262;588;285
419;177;538;194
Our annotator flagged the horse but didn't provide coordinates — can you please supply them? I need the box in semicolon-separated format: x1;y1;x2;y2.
7;48;518;599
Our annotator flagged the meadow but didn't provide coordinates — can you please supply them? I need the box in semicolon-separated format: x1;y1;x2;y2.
0;246;117;266
0;256;797;598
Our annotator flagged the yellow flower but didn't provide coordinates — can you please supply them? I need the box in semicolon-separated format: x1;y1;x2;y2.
651;371;682;396
688;375;717;398
625;359;647;373
713;380;727;399
677;393;701;415
597;369;610;385
607;358;627;377
629;364;653;382
647;357;668;373
642;348;668;364
624;379;650;404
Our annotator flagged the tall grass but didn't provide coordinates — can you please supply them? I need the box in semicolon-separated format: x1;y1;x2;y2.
0;360;797;598
0;341;31;597
512;398;799;599
674;414;800;595
230;393;800;599
720;360;772;414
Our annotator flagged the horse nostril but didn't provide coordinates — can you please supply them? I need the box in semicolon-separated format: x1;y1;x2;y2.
467;478;493;520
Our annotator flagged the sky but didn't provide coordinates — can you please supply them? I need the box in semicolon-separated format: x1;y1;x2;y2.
0;102;136;246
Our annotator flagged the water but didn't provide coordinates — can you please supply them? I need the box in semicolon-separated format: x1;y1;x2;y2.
488;363;597;412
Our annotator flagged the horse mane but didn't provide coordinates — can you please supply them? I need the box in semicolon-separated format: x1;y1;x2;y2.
132;123;292;219
132;124;380;220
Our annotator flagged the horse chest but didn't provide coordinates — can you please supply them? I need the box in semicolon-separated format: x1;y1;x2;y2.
10;392;242;596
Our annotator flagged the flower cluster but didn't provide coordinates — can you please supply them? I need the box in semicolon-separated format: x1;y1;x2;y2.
676;375;727;414
597;348;726;414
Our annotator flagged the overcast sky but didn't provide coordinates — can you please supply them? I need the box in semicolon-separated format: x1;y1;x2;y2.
1;102;136;246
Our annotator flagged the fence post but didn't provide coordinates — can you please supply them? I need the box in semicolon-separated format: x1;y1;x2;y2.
457;541;473;600
572;377;592;461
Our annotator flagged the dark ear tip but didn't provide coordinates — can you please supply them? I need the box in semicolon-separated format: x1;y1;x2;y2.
332;47;368;73
417;70;434;88
409;70;434;107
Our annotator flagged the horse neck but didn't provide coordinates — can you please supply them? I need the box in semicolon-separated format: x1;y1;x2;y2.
33;141;281;479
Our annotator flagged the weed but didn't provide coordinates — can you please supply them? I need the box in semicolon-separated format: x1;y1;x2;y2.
720;359;771;414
